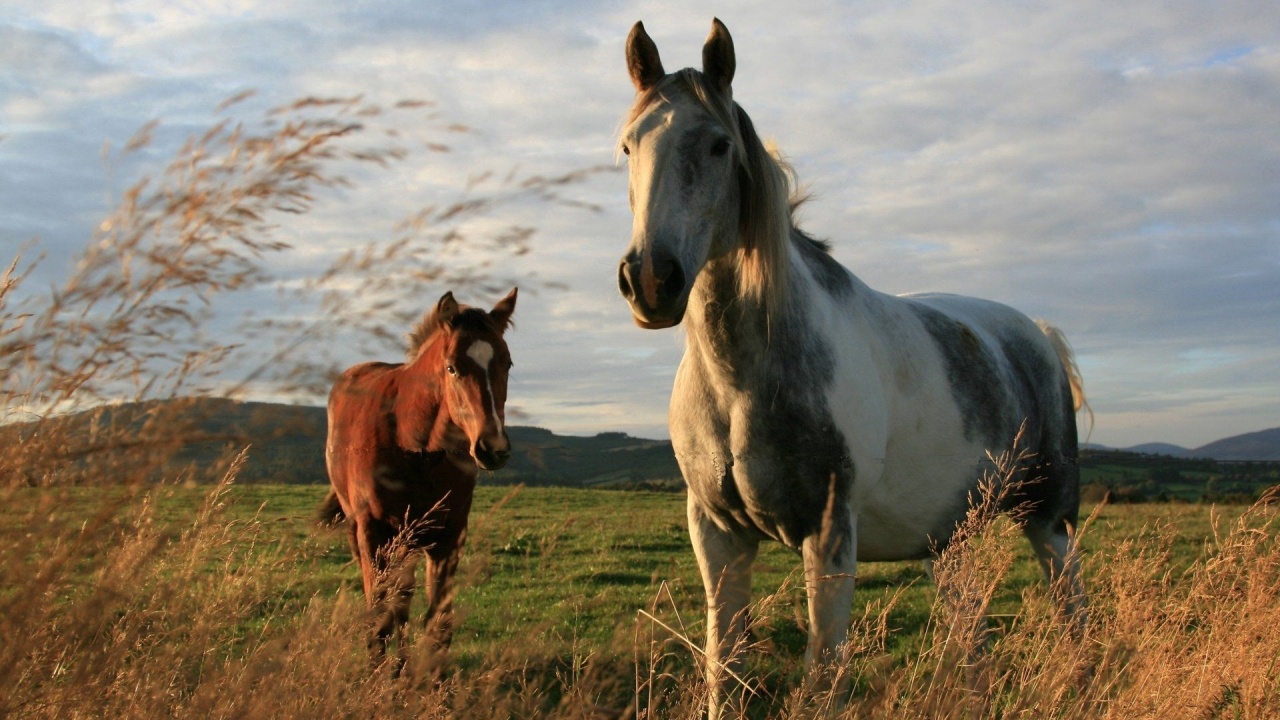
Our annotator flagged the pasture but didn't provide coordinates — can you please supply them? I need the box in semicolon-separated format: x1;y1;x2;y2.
3;480;1277;718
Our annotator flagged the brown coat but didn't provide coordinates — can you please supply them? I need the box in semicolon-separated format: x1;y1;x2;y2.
323;288;516;668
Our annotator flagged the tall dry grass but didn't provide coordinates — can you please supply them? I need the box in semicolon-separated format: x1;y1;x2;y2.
627;454;1280;719
1;94;605;487
3;98;1279;718
4;462;1277;718
0;94;615;717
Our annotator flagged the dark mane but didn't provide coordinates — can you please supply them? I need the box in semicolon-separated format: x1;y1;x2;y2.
406;306;504;360
787;193;829;254
796;228;832;255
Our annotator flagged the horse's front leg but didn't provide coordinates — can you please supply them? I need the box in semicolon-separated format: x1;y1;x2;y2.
423;538;463;650
801;512;857;704
383;552;417;675
688;501;759;720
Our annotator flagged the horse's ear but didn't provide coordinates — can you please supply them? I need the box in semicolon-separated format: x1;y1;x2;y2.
489;287;517;331
626;21;665;92
434;291;460;327
702;18;735;92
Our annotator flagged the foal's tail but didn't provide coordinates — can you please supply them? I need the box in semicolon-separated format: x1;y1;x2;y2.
316;489;346;527
1036;320;1094;436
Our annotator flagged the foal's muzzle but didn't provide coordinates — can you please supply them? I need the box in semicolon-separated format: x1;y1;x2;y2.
472;432;511;471
617;247;687;329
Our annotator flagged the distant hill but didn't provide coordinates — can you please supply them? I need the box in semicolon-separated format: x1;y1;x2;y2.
1084;428;1280;462
1125;442;1193;458
2;398;331;486
488;427;680;487
3;398;680;488
1194;427;1280;461
7;398;1276;491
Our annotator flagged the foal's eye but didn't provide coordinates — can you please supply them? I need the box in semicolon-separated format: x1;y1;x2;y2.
446;365;458;377
710;137;731;157
620;143;631;156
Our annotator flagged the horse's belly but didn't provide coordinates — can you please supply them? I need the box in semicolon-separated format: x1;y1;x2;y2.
852;451;982;561
853;504;959;561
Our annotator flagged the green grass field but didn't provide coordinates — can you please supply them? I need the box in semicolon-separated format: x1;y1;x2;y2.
6;481;1275;718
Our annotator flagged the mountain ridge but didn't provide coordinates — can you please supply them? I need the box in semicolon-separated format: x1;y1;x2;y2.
7;399;1278;488
1086;426;1280;461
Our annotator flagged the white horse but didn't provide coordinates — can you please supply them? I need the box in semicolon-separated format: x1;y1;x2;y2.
617;19;1088;716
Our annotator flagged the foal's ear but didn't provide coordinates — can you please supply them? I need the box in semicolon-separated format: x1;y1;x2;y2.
489;287;518;331
626;21;665;92
702;18;735;92
434;291;460;326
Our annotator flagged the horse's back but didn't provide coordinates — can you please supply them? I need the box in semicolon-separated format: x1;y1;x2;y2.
325;362;402;516
328;361;402;437
898;291;1077;454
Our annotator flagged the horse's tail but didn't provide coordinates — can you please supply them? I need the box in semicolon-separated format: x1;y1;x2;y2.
1036;320;1094;437
316;489;346;527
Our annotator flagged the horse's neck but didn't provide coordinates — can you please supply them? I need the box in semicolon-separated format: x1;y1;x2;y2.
686;236;871;386
685;255;781;382
392;350;448;453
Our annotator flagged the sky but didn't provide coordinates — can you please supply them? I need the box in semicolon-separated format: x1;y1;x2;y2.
2;0;1278;450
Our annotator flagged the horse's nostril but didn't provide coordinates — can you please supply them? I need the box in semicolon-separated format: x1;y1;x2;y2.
660;258;685;298
618;260;635;300
475;436;511;466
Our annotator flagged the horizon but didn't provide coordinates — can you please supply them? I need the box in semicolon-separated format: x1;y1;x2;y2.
45;395;1280;452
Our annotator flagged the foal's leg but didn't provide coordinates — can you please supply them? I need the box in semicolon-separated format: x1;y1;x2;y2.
354;518;390;663
800;514;857;703
356;519;417;670
1023;517;1087;636
346;520;360;563
384;552;418;674
688;502;759;720
423;535;464;650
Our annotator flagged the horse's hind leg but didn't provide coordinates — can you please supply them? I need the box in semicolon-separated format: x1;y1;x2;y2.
352;518;384;658
1023;517;1087;636
356;519;415;671
346;521;360;564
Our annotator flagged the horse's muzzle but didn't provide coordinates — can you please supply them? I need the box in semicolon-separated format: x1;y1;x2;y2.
617;248;687;328
472;434;511;471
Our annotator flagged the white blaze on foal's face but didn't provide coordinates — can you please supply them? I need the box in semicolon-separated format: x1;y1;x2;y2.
465;340;502;430
466;339;494;369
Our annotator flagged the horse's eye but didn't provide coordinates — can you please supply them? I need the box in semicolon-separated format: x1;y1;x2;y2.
446;365;458;377
710;137;731;157
621;143;631;156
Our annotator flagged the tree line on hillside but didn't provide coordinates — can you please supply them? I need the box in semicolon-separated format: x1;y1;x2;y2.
7;399;1279;502
1079;449;1280;504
